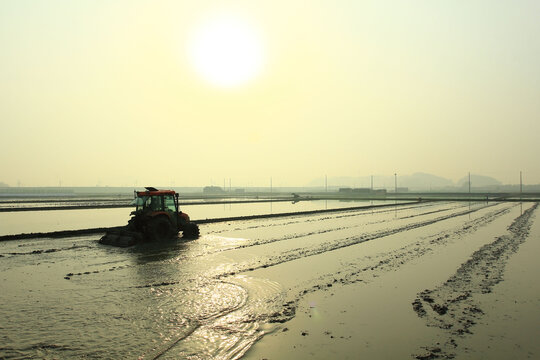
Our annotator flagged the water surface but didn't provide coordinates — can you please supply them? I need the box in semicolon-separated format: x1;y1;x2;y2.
1;201;529;359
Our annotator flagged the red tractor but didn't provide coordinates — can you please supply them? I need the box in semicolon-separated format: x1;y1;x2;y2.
100;187;199;247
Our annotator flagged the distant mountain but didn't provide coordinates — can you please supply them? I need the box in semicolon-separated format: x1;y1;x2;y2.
306;176;368;188
457;174;501;188
308;175;398;189
398;172;454;190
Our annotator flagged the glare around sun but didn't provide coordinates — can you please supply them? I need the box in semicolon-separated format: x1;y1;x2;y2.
188;16;264;88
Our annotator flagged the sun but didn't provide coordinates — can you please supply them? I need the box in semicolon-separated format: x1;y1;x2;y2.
188;15;264;88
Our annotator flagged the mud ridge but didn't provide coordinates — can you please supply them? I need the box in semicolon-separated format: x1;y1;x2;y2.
207;202;444;235
237;203;468;249
1;244;93;257
215;203;500;280
412;203;538;359
194;201;419;224
263;204;513;324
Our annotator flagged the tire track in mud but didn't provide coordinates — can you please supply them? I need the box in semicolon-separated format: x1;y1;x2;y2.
194;201;420;225
206;202;451;235
175;202;467;263
261;204;515;324
411;202;538;360
0;244;93;257
229;203;467;249
307;205;513;289
214;203;501;280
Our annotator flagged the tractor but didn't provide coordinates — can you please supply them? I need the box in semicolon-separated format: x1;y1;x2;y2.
99;187;200;247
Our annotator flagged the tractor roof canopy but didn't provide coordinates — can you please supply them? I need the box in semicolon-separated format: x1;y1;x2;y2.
136;190;176;197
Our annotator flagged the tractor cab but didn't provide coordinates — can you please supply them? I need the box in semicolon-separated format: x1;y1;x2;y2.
133;190;179;215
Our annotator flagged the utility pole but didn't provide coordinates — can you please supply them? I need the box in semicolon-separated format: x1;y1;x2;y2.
520;171;523;197
468;172;471;194
325;175;328;192
371;175;373;191
394;173;397;194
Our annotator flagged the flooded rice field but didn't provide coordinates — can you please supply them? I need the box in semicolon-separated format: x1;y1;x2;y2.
0;199;393;236
0;201;538;359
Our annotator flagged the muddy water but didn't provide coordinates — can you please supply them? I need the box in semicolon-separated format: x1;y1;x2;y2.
0;201;533;359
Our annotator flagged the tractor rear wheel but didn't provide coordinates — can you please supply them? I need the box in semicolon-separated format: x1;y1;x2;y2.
145;217;175;242
182;223;200;239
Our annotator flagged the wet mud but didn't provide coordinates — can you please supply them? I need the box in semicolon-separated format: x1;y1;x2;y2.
248;203;513;325
412;203;538;359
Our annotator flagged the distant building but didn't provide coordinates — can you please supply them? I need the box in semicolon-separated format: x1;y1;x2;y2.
203;186;225;194
339;188;387;196
352;188;371;193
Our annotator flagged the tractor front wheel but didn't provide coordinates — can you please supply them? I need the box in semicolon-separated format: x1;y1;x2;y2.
145;217;175;242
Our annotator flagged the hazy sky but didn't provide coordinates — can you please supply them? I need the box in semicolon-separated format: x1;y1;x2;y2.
1;0;539;187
